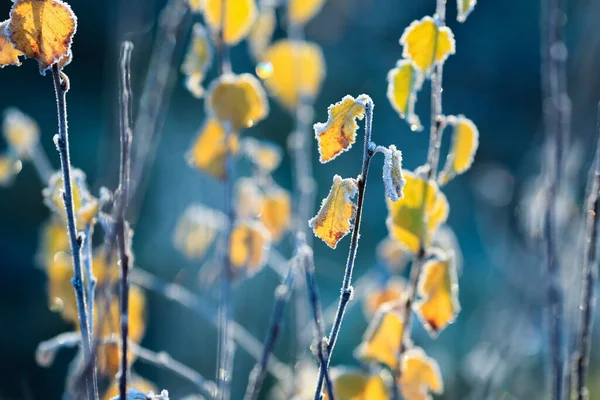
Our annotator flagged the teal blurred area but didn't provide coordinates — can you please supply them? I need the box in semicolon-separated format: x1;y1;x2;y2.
0;0;600;398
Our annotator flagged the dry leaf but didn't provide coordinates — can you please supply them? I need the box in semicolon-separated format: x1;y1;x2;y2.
203;0;257;45
308;174;358;249
355;304;404;370
400;16;455;74
0;20;23;67
438;115;479;185
382;144;405;201
186;118;239;180
399;347;444;400
387;59;423;131
288;0;326;26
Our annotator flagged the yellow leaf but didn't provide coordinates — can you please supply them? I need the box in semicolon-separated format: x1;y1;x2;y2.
288;0;326;26
189;0;205;13
415;253;460;336
260;186;291;241
376;236;409;272
241;137;282;173
3;108;40;158
181;23;213;98
230;219;272;275
355;305;404;370
457;0;477;22
235;177;264;219
386;59;423;131
438;115;479;185
261;40;325;110
399;347;443;400
8;0;77;73
382;145;405;201
103;375;157;400
38;217;70;269
0;152;21;186
0;20;23;67
186;118;240;180
203;0;257;45
400;16;455;74
363;277;407;318
386;170;448;253
309;175;358;249
207;73;269;131
248;5;275;60
314;94;370;163
173;204;226;260
326;368;389;400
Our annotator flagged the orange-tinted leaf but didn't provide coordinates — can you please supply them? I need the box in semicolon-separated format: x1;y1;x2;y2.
309;175;358;249
314;94;370;163
376;236;409;272
259;186;291;241
355;305;404;370
230;219;272;275
0;20;23;67
399;347;443;400
8;0;77;73
186;118;239;180
363;277;407;318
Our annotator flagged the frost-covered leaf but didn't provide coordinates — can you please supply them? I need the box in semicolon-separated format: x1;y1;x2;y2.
387;59;423;131
399;347;444;400
241;137;282;173
0;151;21;186
400;16;455;74
309;175;358;249
355;305;404;370
457;0;477;22
376;236;409;272
288;0;326;26
248;5;275;60
261;40;325;110
326;368;388;400
181;23;212;98
3;108;40;158
230;219;272;275
0;20;23;67
259;186;291;242
438;115;478;185
186;118;239;180
386;170;449;253
203;0;257;45
8;0;77;73
206;73;269;131
415;252;460;336
314;94;370;163
173;204;226;260
382;145;405;201
363;277;407;318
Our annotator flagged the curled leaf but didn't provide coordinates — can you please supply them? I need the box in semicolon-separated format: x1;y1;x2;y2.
186;118;239;180
457;0;477;22
363;277;407;318
240;137;282;173
8;0;77;73
173;204;226;260
327;368;388;400
230;219;272;275
248;5;275;60
308;175;358;249
3;108;40;158
438;115;479;185
314;94;371;163
181;23;213;98
203;0;257;45
0;20;23;67
259;186;291;242
399;347;444;400
415;252;460;336
355;304;404;370
288;0;326;26
387;59;424;131
400;16;455;74
261;40;325;110
382;145;405;201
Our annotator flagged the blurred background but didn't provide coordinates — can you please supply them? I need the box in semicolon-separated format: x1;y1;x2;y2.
1;0;600;398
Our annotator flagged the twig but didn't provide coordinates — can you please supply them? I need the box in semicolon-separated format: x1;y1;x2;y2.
313;98;375;398
243;260;295;400
572;102;600;400
82;223;97;333
50;63;96;400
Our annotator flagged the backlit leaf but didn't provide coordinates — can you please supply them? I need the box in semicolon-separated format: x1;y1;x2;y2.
259;186;291;241
400;16;455;74
288;0;326;26
386;170;449;253
230;219;272;275
235;177;264;218
241;137;282;173
261;40;325;110
189;0;205;13
173;204;226;260
326;368;388;400
457;0;477;22
3;108;40;158
203;0;257;45
308;175;358;249
206;73;269;131
181;23;213;98
355;305;404;370
0;20;23;67
248;5;275;60
313;94;370;163
0;151;21;186
186;118;239;180
38;217;69;269
8;0;77;73
438;115;479;185
415;252;460;336
399;347;443;400
387;59;423;131
363;277;407;318
382;144;405;201
376;236;409;272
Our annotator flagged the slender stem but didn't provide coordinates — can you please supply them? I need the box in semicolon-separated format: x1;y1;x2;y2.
572;102;600;400
244;261;295;400
50;64;96;400
117;41;134;400
313;99;374;399
82;224;97;333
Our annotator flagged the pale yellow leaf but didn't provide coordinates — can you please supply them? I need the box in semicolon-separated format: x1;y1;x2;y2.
259;186;291;241
308;175;358;249
400;16;455;74
363;277;407;318
314;94;370;163
241;137;282;173
325;368;388;400
248;5;275;60
230;219;272;275
376;236;409;272
382;144;405;201
288;0;326;26
387;59;423;131
457;0;477;22
235;177;264;218
189;0;205;13
186;118;239;180
173;204;226;259
0;152;21;186
203;0;257;45
399;347;443;400
181;23;213;98
355;305;404;370
0;20;23;67
438;115;479;185
3;108;40;158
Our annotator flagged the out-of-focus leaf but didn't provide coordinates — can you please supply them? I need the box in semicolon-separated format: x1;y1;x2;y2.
230;219;272;275
399;347;443;400
259;186;291;242
203;0;257;45
288;0;326;26
363;277;407;318
181;23;213;98
355;305;404;370
173;204;226;259
325;368;388;400
457;0;477;22
186;118;239;180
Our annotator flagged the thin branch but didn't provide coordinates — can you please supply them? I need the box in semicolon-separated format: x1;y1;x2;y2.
50;63;96;400
82;223;97;333
572;102;600;400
